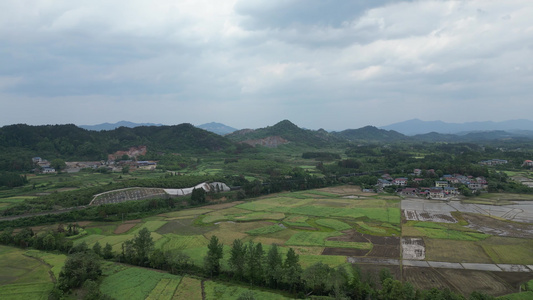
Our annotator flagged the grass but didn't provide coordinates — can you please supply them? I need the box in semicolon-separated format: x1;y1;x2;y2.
480;237;533;264
100;266;181;300
0;246;54;299
283;215;313;227
498;292;533;300
173;276;203;300
145;277;182;300
155;234;209;251
246;224;285;235
355;222;387;234
424;239;493;264
0;282;54;300
316;219;351;231
299;255;347;268
408;227;489;241
204;280;292;300
24;250;67;280
285;232;371;249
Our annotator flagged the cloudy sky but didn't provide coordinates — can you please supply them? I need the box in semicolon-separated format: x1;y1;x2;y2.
1;0;532;130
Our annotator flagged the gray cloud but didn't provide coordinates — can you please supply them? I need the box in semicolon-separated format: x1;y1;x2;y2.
0;0;532;130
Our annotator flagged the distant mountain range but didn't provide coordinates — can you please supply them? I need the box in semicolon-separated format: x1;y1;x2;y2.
196;122;238;135
79;121;163;131
80;121;239;135
380;119;533;135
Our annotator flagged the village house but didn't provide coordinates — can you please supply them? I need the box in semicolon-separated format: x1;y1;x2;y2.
377;179;393;188
479;159;508;166
444;187;459;195
435;180;449;188
400;188;418;196
393;178;408;186
413;169;422;176
523;160;533;167
428;188;445;199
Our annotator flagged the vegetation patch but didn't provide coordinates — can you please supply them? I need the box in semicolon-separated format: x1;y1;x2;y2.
283;215;313;227
424;239;493;264
204;280;291;300
146;277;182;300
24;250;67;280
172;276;202;300
155;234;209;251
413;227;489;241
355;222;387;234
299;255;347;269
246;224;285;235
100;267;181;300
316;218;351;231
0;282;54;300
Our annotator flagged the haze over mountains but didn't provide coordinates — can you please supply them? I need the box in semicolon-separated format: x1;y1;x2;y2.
380;119;533;136
78;119;533;137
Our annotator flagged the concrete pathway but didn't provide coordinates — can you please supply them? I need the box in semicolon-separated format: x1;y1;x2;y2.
347;257;533;272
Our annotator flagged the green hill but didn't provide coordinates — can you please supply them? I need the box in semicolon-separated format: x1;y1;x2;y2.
333;126;407;142
226;120;345;148
0;123;234;170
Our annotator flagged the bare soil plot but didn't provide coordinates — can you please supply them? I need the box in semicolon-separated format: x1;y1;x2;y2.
201;201;243;210
367;245;400;258
403;209;457;223
424;239;493;263
402;238;425;260
463;213;533;238
437;269;514;297
156;218;213;236
403;267;452;292
322;247;370;256
114;223;138;234
328;230;399;245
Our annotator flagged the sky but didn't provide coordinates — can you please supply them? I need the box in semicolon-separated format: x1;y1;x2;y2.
1;0;532;131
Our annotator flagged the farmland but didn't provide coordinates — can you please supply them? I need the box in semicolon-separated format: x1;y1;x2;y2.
2;185;533;298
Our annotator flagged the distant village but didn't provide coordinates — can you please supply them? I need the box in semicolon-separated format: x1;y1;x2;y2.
376;157;533;200
31;146;157;174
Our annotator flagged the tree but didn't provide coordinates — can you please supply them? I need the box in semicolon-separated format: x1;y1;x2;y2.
92;241;102;257
264;244;283;288
103;242;114;259
58;252;102;291
191;187;206;204
132;227;154;266
229;239;247;280
282;247;302;291
204;235;223;277
122;165;130;174
50;159;66;172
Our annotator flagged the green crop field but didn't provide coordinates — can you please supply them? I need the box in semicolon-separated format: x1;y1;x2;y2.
0;246;54;299
283;215;312;227
24;250;67;280
481;237;533;264
246;224;285;235
406;227;489;241
299;254;347;268
204;280;292;300
155;234;209;251
316;218;351;230
146;277;182;300
0;282;54;300
173;276;203;300
100;267;181;300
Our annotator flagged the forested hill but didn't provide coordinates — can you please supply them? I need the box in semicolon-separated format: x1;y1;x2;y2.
0;123;234;170
333;126;407;142
226;120;346;148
